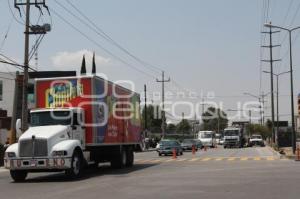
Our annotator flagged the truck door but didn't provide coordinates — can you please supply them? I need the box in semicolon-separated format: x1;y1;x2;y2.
72;111;86;148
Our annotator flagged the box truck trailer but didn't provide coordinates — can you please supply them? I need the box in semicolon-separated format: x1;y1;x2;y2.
4;75;142;181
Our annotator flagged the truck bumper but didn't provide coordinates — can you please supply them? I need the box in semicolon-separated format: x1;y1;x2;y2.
4;157;72;170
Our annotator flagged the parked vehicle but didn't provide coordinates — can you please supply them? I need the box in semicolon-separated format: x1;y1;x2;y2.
181;139;197;151
157;140;183;156
4;75;142;182
215;133;222;144
223;127;246;148
193;139;203;149
248;134;265;147
219;137;224;145
197;131;216;148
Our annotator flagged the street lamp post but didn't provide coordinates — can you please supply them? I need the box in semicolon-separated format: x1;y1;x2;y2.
265;23;300;154
243;92;268;125
263;71;290;141
227;109;252;125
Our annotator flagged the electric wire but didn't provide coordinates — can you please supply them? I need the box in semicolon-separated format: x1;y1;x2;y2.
50;8;157;79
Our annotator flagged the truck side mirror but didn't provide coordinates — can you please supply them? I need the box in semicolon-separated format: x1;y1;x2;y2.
16;119;22;138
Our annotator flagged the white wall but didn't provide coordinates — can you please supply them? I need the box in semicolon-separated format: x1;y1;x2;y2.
0;129;9;144
0;73;15;117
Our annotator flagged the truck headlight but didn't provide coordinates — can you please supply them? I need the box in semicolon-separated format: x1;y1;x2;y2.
52;150;68;156
5;152;16;158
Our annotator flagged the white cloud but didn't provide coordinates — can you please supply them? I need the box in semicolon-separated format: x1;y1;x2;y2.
51;49;110;72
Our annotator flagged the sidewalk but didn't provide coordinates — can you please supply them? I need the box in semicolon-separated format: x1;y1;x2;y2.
0;167;7;173
278;147;299;160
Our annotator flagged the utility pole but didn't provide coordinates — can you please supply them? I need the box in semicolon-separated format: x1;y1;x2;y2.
15;0;50;132
156;71;170;138
249;110;251;124
261;22;281;144
144;84;147;132
21;0;31;132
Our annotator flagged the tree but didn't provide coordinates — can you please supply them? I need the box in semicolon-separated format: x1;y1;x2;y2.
247;124;271;139
141;105;162;134
167;123;176;133
202;107;228;132
176;119;191;135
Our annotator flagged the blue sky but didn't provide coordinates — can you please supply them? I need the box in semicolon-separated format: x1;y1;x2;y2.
0;0;300;123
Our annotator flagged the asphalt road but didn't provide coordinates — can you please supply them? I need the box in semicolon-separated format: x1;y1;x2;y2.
0;146;299;199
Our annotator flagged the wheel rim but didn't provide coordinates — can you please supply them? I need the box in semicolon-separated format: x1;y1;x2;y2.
72;155;80;175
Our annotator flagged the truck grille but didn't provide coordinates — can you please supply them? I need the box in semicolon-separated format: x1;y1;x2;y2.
19;139;48;157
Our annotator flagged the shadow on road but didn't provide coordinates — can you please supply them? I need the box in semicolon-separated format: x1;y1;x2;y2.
20;163;158;183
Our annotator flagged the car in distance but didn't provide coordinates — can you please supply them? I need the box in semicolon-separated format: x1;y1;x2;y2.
157;140;183;156
219;137;224;145
215;133;222;144
181;139;198;151
248;134;265;147
198;131;216;148
193;139;203;149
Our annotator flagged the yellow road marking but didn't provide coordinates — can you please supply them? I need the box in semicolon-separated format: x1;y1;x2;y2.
240;157;248;161
266;157;275;161
150;159;162;163
227;157;236;161
253;157;261;161
189;158;200;162
165;159;176;162
201;157;212;161
215;157;224;161
138;159;154;163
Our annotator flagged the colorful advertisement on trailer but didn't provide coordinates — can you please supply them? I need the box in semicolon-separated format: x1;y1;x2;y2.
35;76;141;145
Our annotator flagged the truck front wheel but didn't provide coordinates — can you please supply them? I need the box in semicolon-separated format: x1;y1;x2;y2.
10;170;28;182
66;150;82;179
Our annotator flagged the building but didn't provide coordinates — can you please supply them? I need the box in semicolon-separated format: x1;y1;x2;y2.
0;72;16;117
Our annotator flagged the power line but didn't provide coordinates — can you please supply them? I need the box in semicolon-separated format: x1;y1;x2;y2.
63;0;162;74
54;0;196;95
54;0;162;75
50;8;157;80
7;0;26;26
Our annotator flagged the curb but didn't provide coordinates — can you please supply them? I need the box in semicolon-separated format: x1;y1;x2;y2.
266;146;284;159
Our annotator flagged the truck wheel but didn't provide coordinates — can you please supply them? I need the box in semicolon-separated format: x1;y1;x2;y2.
111;149;126;169
126;148;134;167
66;150;82;179
224;145;227;149
10;170;27;182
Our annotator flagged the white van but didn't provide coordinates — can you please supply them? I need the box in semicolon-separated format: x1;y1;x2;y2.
198;131;216;148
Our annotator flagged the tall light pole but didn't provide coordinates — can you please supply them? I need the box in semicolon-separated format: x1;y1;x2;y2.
263;71;290;142
243;92;266;125
265;23;300;154
227;109;252;125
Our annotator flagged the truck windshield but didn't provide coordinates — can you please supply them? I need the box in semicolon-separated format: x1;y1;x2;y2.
224;130;239;136
30;111;72;127
251;135;262;139
200;133;212;138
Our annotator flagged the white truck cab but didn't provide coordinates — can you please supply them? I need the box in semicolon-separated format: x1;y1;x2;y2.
4;108;87;181
197;131;215;148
